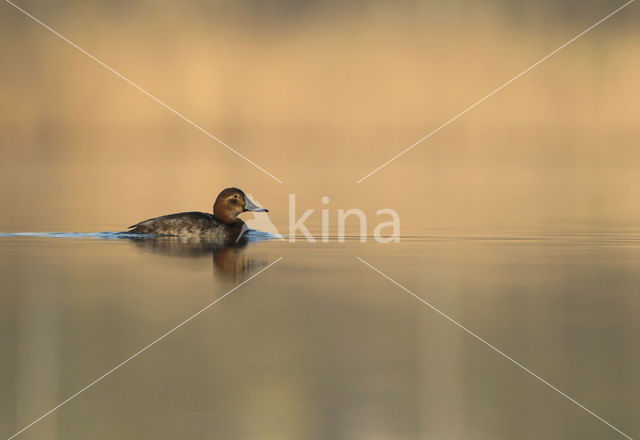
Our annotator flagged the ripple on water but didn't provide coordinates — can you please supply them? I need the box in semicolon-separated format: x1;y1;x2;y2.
0;229;280;241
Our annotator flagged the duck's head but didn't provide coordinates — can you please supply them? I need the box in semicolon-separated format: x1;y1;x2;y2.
213;187;268;224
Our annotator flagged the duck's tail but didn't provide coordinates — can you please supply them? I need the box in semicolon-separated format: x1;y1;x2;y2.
126;223;151;234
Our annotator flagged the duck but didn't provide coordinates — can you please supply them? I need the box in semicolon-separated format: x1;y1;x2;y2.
127;188;268;243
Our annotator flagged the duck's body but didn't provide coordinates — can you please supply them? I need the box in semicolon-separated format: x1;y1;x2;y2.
128;211;244;240
127;188;267;244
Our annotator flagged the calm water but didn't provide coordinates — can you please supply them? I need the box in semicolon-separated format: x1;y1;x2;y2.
1;232;639;440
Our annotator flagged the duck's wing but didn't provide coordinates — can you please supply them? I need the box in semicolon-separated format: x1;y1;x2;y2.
128;211;217;234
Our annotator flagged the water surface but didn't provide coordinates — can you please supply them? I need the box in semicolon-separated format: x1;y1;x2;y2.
1;232;638;439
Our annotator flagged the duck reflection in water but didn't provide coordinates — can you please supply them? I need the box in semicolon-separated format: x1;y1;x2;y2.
128;235;269;280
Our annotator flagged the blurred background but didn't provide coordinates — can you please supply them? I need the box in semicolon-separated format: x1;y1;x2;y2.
1;0;639;234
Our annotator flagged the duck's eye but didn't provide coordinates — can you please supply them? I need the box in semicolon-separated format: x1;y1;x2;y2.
233;194;239;199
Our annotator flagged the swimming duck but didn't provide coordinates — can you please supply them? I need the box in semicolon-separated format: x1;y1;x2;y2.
127;188;268;243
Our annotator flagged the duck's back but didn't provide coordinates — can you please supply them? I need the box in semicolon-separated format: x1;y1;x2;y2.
128;211;227;238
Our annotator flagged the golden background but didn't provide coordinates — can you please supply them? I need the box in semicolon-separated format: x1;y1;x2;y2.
1;0;639;233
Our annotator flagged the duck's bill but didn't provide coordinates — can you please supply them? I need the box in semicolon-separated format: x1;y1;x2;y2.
244;198;268;213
